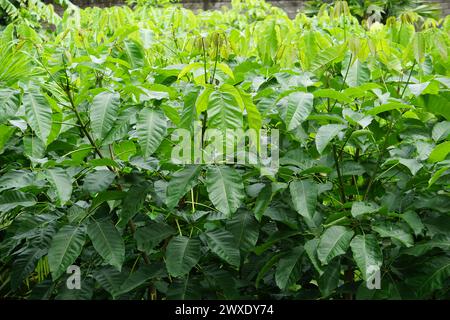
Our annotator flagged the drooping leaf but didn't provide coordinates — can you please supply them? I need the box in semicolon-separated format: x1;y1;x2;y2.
23;91;52;144
350;234;383;280
205;166;244;216
136;108;167;159
48;225;86;280
83;170;116;194
87;220;125;271
275;246;304;290
165;236;201;277
315;124;346;154
166;165;202;209
203;229;240;268
289;179;318;220
317;226;354;265
279;91;314;131
226;210;259;252
90;91;120;142
46;168;72;205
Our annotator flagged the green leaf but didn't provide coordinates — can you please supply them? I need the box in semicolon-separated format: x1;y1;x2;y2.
317;226;354;265
401;211;424;236
315;124;346;154
207;90;243;130
403;235;450;256
304;238;324;275
23;91;52;144
204;229;240;268
46;168;72;205
366;102;412;116
90;91;120;141
280;91;314;131
165;236;201;277
195;85;214;115
408;256;450;298
343;58;370;87
0;190;36;213
351;201;380;218
254;183;272;221
275;246;304;290
0;124;14;153
87;220;125;271
318;259;340;297
428;141;450;163
118;264;166;296
432;121;450;142
93;267;126;299
350;235;383;280
205;166;244;216
226;210;259;252
289;179;318;220
372;221;413;247
83;170;116;194
313;88;351;103
238;88;262;132
136;108;167;159
166;165;202;209
134;223;176;253
11;248;46;289
48;225;86;280
117;183;150;228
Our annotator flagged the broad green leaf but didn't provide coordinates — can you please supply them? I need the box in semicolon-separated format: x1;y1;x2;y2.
11;248;46;289
165;236;201;277
350;235;383;280
46;168;72;205
195;85;214;115
23;91;52;144
343;58;370;87
428;166;449;187
403;235;450;256
93;267;126;299
134;223;176;253
83;170;116;194
428;141;450;163
401;211;424;236
304;238;324;275
206;90;243;130
279;91;314;131
238;88;262;131
118;263;166;296
0;190;36;213
166;165;202;209
48;225;86;280
226;210;259;252
0;124;14;153
408;256;450;298
0;170;34;192
366;102;412;116
275;246;304;290
117;183;150;228
87;220;125;271
113;140;136;161
90;91;120;141
313;88;351;103
372;221;413;247
317;226;354;265
318;259;340;297
351;201;380;218
136;108;167;159
205;166;244;216
311;44;346;72
289;179;318;220
432;121;450;142
204;229;240;268
315;124;346;154
254;183;272;221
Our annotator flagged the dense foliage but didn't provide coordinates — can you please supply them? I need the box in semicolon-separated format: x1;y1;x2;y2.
0;0;449;300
